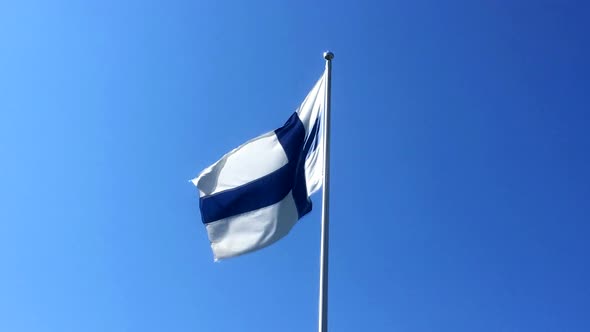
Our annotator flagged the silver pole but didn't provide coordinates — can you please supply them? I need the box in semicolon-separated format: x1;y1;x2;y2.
318;51;333;332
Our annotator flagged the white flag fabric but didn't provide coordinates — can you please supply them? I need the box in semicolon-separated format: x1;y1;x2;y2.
191;70;327;260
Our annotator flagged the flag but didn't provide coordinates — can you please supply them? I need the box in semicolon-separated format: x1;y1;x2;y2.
191;70;327;260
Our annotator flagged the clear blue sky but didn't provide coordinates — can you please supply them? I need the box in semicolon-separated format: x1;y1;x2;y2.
1;1;589;331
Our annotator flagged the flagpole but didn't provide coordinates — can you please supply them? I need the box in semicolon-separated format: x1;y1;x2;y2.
319;51;333;332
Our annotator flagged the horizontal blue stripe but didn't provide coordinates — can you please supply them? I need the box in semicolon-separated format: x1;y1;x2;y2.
200;113;306;224
200;163;295;223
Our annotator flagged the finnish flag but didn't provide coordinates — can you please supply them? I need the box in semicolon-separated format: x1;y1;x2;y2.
192;70;326;260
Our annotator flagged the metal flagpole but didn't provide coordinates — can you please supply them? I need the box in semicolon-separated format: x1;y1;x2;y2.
318;51;334;332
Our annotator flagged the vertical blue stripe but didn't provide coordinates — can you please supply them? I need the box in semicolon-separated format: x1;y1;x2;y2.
274;113;305;162
303;116;321;158
291;116;321;218
275;113;312;218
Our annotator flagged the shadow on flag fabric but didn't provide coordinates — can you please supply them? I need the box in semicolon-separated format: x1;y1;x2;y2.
191;70;327;261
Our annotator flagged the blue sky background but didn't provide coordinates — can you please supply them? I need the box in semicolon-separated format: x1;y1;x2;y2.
1;1;589;331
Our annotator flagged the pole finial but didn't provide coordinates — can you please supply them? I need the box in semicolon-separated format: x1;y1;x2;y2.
323;51;334;61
